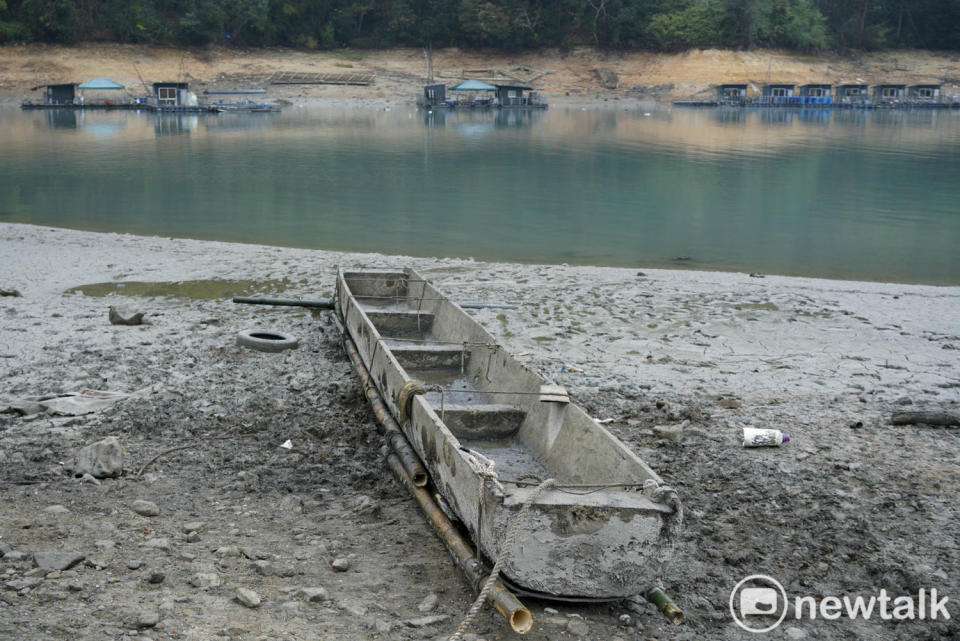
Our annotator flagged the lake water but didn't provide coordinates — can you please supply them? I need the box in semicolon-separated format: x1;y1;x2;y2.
1;106;958;284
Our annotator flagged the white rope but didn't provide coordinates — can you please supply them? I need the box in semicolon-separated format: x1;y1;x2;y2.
448;476;556;641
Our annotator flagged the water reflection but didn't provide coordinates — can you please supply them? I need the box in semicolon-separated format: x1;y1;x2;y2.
154;114;198;136
421;108;545;130
43;109;78;129
1;105;957;284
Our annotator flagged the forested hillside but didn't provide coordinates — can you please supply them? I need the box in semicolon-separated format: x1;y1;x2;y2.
1;0;958;53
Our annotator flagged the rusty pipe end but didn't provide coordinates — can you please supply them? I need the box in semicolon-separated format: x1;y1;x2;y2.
411;470;428;487
509;607;534;634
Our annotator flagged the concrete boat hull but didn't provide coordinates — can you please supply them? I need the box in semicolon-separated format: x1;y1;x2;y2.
336;268;680;598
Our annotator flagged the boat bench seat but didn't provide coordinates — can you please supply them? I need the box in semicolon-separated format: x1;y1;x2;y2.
365;310;434;338
435;403;525;439
390;343;470;370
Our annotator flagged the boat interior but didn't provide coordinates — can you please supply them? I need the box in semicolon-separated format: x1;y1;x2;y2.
339;270;660;489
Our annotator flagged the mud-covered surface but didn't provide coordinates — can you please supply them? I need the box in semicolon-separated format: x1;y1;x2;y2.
1;223;958;641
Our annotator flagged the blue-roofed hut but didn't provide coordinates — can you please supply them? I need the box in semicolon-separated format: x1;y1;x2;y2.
448;79;497;107
763;83;795;98
716;84;748;104
909;84;941;102
153;82;191;106
78;78;125;106
33;83;77;105
873;84;906;103
836;84;868;104
418;83;447;108
494;83;536;107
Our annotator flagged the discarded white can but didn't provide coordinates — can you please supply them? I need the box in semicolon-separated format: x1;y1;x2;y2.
742;427;790;447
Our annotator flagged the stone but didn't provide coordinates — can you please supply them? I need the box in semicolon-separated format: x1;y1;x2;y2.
214;545;241;557
235;587;261;608
618;614;632;626
4;577;43;591
72;437;123;479
417;593;439;613
44;505;71;514
405;615;448;628
137;611;160;629
182;521;205;534
79;473;101;486
566;619;589;636
131;500;160;517
188;573;220;588
543;607;559;615
147;571;165;584
785;627;808;640
127;560;143;570
339;599;367;617
374;620;393;634
142;538;171;551
239;547;269;561
331;557;350;572
4;551;28;562
94;540;116;551
652;424;685;441
0;542;12;557
252;560;273;576
299;587;329;602
34;551;85;573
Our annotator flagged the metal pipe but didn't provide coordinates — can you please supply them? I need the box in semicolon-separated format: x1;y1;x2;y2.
233;296;334;309
385;450;533;635
342;331;429;488
233;296;517;311
646;587;683;625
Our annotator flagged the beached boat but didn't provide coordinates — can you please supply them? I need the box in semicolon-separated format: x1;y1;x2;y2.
335;268;682;599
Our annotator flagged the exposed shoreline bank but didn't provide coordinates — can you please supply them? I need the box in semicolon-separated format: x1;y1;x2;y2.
1;222;958;640
2;43;958;108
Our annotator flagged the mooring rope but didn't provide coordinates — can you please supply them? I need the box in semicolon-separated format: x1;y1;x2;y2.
448;475;556;641
396;379;426;425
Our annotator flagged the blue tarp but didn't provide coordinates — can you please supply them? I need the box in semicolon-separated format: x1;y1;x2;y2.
78;78;124;90
449;79;497;91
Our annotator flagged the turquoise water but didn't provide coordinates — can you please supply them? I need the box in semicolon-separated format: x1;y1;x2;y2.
1;106;958;284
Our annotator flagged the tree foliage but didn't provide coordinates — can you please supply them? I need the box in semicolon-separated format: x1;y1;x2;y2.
0;0;957;51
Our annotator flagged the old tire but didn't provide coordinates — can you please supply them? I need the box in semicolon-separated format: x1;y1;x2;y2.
236;329;299;353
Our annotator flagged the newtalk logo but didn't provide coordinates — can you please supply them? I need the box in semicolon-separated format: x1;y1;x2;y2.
730;575;952;633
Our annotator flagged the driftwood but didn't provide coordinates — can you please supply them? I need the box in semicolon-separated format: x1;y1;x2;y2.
890;411;960;427
0;287;21;297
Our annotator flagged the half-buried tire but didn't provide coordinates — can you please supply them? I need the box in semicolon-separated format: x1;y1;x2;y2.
236;329;299;353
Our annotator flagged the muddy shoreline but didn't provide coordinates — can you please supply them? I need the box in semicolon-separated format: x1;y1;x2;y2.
1;223;958;640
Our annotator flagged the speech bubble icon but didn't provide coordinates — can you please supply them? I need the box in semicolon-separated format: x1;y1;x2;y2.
740;587;778;616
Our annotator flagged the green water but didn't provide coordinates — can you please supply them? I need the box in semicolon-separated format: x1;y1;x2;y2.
1;106;958;284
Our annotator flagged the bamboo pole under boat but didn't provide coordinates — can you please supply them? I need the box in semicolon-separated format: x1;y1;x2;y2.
385;450;534;635
341;330;429;488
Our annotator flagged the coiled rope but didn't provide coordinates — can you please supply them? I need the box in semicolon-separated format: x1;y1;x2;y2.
448;475;556;641
396;379;426;425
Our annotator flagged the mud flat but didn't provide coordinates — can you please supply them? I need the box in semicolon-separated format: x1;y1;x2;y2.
1;222;958;641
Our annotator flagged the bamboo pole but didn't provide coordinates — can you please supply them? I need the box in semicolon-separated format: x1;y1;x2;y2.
342;332;429;487
385;451;533;634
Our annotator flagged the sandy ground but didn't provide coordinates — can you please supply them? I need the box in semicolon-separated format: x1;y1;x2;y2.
1;43;959;107
1;222;959;641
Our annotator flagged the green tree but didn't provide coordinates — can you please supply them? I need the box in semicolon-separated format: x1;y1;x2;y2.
647;0;725;51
